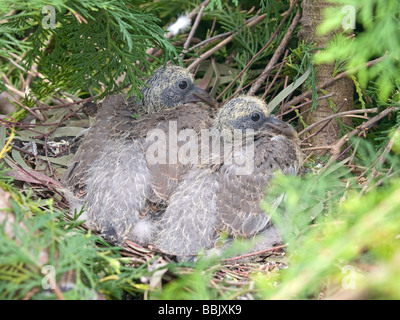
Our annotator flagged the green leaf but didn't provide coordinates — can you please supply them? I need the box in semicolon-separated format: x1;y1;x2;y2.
268;67;312;111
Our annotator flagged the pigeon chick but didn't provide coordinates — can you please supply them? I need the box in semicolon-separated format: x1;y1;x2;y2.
61;66;216;245
153;96;302;258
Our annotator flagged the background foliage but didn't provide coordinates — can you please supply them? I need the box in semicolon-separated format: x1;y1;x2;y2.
0;0;177;99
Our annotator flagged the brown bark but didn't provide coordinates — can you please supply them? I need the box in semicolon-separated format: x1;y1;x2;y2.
298;0;354;148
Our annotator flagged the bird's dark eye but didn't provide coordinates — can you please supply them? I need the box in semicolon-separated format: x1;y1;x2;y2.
178;80;188;90
251;112;261;122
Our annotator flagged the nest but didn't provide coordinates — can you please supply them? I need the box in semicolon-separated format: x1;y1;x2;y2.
0;95;292;299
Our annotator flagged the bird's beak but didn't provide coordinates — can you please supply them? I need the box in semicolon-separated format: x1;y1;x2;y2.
264;116;298;139
182;86;217;108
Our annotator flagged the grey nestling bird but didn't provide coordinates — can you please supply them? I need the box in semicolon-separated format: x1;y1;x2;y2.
153;96;302;257
61;66;216;245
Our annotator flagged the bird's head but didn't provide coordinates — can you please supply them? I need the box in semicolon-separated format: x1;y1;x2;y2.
214;96;298;139
141;66;216;113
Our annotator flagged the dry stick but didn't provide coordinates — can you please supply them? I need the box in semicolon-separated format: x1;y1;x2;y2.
53;284;66;300
6;57;40;81
359;142;394;180
146;0;211;59
262;50;288;100
283;57;385;112
287;94;332;112
192;13;265;49
248;10;302;96
22;287;40;300
299;107;379;137
280;75;289;118
359;126;400;195
375;164;395;190
27;105;85;140
12;100;45;122
185;17;261;65
4;72;46;121
216;3;299;100
188;31;232;52
187;13;268;72
217;28;284;100
217;61;286;107
324;106;400;166
338;139;361;169
31;96;95;111
3;82;24;99
11;145;36;158
209;279;227;297
301;146;333;152
288;107;311;123
181;1;209;57
43;135;55;178
208;15;217;40
284;95;334;121
228;60;287;102
221;244;287;262
45;106;85;138
7;52;46;80
0;118;49;136
303;151;315;163
6;157;61;190
299;98;347;141
32;97;48;122
286;97;333;123
186;1;209;19
231;72;247;98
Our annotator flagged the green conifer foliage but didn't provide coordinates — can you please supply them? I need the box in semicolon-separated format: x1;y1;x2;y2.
0;0;178;98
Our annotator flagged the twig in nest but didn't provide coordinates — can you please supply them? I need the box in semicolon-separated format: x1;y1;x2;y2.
283;57;385;112
318;106;400;168
181;0;209;57
283;94;333;118
299;98;348;141
44;135;55;178
36;105;85;139
13;100;45;122
3;80;24;99
247;9;302;96
216;1;300;99
146;0;210;61
187;13;268;72
262;50;289;101
301;146;333;152
72;11;88;24
187;32;232;53
359;126;400;195
219;60;287;106
31;97;95;111
53;284;66;300
299;106;379;138
220;244;286;262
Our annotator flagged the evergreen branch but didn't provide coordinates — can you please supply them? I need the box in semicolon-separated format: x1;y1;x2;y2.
283;57;385;111
248;9;301;96
187;13;268;72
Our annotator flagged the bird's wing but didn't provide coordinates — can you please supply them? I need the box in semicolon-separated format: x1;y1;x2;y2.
61;94;136;200
136;105;211;202
216;133;301;238
83;135;152;244
154;167;219;256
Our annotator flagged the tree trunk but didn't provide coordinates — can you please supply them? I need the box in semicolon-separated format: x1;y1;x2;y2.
298;0;354;149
